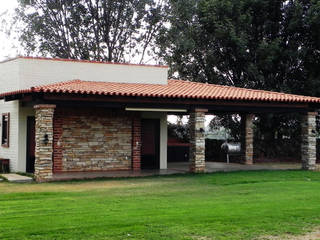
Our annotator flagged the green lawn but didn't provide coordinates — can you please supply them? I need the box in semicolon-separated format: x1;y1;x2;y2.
1;171;320;240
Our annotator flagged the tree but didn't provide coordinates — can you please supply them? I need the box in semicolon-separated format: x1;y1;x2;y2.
157;0;320;159
158;0;320;96
15;0;168;63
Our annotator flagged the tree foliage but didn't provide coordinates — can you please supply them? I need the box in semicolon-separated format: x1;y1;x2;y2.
15;0;168;63
158;0;320;159
159;0;320;96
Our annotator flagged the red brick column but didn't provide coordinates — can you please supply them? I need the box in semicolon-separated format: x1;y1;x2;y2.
132;114;141;171
241;114;254;165
53;110;63;172
34;104;56;182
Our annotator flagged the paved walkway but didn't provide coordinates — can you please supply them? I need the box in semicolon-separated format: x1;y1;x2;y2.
52;162;301;181
1;173;33;183
169;161;301;172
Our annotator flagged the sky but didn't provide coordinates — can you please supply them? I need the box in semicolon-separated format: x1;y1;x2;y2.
0;0;19;61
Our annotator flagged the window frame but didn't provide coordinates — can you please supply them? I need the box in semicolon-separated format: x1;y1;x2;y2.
1;113;10;148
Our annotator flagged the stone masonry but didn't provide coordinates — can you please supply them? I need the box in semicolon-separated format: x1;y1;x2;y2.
34;104;56;182
301;112;317;170
132;114;141;171
54;108;133;172
189;109;207;173
241;114;254;165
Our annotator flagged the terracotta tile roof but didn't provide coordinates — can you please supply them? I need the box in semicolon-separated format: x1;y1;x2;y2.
1;79;320;104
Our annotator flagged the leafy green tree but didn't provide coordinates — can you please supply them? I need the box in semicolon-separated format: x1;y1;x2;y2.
158;0;320;159
15;0;168;63
159;0;320;96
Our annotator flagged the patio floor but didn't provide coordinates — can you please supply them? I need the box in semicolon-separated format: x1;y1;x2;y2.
52;162;301;181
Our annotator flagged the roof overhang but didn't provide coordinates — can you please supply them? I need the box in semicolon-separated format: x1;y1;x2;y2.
14;91;316;114
1;79;320;113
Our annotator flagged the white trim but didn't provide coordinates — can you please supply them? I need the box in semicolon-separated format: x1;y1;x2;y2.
126;108;186;112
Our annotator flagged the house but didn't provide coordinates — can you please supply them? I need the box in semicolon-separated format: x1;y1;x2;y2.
0;56;319;182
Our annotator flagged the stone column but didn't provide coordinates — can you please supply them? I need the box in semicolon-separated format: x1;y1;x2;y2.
301;112;317;170
34;104;56;182
189;109;207;173
132;114;141;171
241;114;254;165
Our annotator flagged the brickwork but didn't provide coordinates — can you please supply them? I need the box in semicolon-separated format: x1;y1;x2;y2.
54;108;133;172
301;112;317;170
34;104;55;182
132;114;141;171
189;109;207;173
241;114;254;165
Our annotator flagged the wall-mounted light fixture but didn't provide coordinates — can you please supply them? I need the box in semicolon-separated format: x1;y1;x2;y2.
43;134;49;145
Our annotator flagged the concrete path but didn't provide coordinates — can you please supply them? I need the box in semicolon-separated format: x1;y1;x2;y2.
168;161;301;172
1;173;33;183
52;162;301;181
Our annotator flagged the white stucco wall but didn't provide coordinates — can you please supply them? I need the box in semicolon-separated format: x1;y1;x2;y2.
0;59;20;93
18;106;34;172
0;100;34;172
141;112;168;169
0;100;19;171
18;58;168;87
0;57;168;95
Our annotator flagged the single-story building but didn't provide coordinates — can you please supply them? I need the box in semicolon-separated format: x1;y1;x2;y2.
0;56;319;182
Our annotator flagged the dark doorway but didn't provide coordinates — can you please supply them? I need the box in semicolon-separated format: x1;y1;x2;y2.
141;119;160;169
26;117;35;173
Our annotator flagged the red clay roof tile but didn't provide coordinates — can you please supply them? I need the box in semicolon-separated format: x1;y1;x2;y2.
1;79;320;104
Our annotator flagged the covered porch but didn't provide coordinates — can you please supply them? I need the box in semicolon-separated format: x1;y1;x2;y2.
2;79;319;182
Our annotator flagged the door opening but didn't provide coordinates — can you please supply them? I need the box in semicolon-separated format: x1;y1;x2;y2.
141;119;160;169
26;117;35;173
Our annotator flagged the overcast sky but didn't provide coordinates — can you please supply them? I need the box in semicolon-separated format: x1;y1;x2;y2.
0;0;19;61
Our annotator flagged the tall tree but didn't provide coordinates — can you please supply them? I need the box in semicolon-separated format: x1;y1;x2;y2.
157;0;320;158
15;0;168;63
158;0;320;96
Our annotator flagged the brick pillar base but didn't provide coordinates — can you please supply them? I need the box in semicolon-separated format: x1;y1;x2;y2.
132;114;141;171
241;114;254;165
34;104;56;182
301;112;317;170
189;109;207;173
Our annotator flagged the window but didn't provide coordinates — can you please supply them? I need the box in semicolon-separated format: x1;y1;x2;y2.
2;113;9;147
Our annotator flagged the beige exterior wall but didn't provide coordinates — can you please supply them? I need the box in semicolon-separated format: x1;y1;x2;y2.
141;112;168;169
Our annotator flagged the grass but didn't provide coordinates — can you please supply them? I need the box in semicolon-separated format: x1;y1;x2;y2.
1;170;320;240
